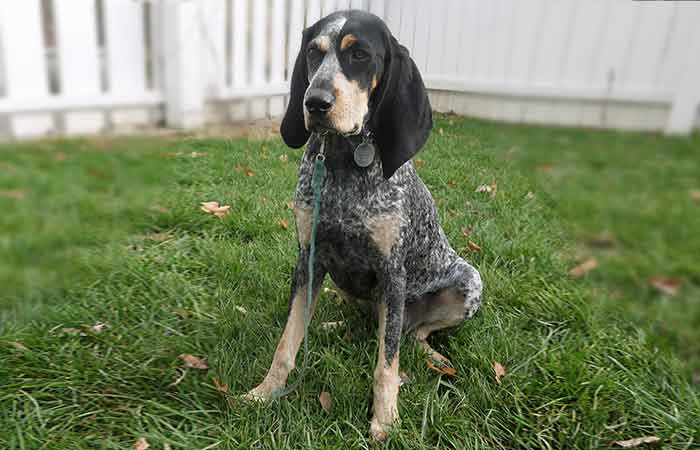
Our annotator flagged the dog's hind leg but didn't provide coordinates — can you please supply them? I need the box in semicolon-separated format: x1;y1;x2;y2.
406;259;482;368
243;256;326;402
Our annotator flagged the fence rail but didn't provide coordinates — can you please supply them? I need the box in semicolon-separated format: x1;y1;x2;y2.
0;0;698;139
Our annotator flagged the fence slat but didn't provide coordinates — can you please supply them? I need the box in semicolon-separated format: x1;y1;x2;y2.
53;0;104;134
384;0;401;35
369;0;385;18
322;0;337;17
623;3;674;89
269;0;286;116
230;0;249;119
0;0;53;137
250;0;268;118
200;0;227;97
307;0;322;27
104;0;149;127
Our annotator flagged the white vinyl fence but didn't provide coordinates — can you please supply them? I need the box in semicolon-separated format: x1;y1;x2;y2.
0;0;699;139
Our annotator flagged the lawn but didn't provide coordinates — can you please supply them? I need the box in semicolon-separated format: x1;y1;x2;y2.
0;117;698;449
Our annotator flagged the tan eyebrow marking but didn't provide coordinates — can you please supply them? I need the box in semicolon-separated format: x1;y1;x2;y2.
340;34;358;51
314;35;331;52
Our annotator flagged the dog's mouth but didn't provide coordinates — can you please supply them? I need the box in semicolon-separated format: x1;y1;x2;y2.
307;120;361;137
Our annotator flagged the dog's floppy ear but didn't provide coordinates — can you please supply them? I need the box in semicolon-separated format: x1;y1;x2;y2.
281;31;311;149
371;35;432;179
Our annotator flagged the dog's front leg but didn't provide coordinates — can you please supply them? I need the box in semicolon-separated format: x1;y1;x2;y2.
370;264;406;441
244;251;325;402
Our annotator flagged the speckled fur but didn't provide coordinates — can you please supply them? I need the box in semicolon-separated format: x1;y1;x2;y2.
294;133;483;364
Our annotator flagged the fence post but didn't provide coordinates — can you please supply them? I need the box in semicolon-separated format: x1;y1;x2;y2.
666;32;700;135
159;0;205;129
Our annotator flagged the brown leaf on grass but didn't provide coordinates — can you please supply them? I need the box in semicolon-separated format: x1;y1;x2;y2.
690;189;700;201
447;180;457;188
426;359;457;377
245;168;256;177
461;227;472;238
319;391;332;412
286;200;295;210
0;190;26;200
493;361;506;384
648;277;682;296
213;377;229;395
279;154;289;163
414;159;425;168
467;241;482;253
133;437;150;450
179;354;209;370
613;436;661;448
278;218;289;230
54;152;67;161
200;201;231;219
537;164;554;173
569;258;598;278
260;196;268;204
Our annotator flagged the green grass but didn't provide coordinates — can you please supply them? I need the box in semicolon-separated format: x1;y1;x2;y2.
1;117;698;449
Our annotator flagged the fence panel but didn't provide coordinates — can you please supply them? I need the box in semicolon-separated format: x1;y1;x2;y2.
0;0;53;137
0;0;698;139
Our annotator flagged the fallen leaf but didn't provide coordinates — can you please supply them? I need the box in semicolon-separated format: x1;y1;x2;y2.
179;354;209;370
493;361;506;384
133;437;150;450
321;321;345;330
648;277;682;296
447;180;457;188
213;377;229;394
90;322;109;333
426;359;457;377
689;189;700;201
54;152;67;161
234;305;248;314
9;341;29;351
613;436;661;448
461;227;472;238
286;200;295;210
319;391;332;412
537;164;554;173
467;241;482;253
200;201;231;219
260;196;268;204
525;191;535;200
414;159;425;168
245;168;256;177
569;257;598;278
0;190;26;200
279;154;289;163
278;218;289;230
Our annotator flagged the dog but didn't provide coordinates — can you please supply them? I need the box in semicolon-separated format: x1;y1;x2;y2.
243;10;483;441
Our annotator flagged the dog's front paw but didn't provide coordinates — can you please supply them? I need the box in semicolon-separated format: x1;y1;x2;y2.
241;383;275;403
369;413;398;442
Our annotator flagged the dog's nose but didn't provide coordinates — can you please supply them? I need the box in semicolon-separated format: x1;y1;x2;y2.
305;90;335;115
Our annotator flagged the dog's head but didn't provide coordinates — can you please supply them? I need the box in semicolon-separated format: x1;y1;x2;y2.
281;10;432;179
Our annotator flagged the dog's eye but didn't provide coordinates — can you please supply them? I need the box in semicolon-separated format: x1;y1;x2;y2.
350;49;369;62
307;47;322;59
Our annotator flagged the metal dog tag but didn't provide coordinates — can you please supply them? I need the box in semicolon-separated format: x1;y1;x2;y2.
354;142;375;168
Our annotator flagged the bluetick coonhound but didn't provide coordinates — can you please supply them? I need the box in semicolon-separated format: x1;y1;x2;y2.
244;10;483;441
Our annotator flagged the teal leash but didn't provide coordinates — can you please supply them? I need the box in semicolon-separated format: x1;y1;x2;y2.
272;134;327;399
